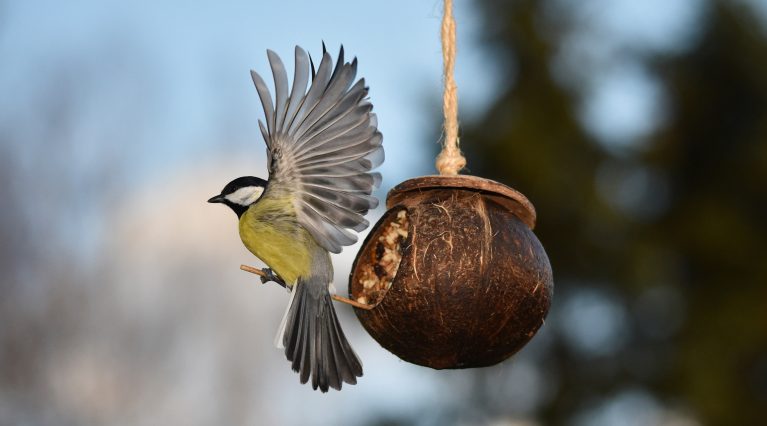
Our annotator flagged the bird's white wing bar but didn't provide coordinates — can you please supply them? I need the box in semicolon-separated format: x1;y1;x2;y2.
251;45;384;253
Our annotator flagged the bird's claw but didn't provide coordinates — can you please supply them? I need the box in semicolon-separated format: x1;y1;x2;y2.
260;268;287;288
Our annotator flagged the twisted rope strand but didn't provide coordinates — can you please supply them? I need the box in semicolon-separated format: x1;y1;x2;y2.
436;0;466;176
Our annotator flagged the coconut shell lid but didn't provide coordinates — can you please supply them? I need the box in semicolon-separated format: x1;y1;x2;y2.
387;175;537;229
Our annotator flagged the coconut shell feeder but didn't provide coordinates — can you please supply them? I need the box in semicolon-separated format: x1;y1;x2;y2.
346;0;553;369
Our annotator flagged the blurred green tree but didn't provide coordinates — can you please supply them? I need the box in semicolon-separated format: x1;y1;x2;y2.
460;0;767;423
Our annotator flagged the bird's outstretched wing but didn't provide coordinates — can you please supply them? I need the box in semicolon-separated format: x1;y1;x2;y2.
250;45;383;253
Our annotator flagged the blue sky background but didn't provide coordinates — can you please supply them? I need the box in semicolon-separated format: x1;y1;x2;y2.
1;0;502;189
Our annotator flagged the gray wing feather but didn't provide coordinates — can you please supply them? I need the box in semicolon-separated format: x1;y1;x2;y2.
364;146;385;168
284;47;310;131
295;79;366;152
250;70;275;138
289;53;333;136
267;50;290;130
251;46;383;253
295;144;384;173
303;173;382;192
298;105;372;153
298;162;374;176
294;64;356;140
303;195;369;231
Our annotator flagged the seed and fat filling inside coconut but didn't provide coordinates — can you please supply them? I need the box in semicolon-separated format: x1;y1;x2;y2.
357;209;409;306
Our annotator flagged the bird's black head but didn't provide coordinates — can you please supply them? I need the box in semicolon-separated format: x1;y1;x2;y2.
207;176;268;217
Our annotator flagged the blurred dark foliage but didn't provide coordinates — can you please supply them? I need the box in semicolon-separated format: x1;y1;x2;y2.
456;0;767;424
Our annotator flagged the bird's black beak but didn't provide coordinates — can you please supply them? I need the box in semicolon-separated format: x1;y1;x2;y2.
207;194;225;204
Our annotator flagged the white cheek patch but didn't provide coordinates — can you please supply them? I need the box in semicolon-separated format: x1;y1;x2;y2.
225;186;265;206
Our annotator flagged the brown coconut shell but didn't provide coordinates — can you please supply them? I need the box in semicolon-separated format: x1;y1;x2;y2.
349;175;553;369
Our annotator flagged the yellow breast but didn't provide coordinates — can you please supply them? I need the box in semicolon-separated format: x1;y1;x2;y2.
238;195;313;285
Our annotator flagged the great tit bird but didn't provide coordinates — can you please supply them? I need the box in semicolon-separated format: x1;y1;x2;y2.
208;45;383;392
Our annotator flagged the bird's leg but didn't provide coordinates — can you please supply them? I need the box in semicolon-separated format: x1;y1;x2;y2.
260;267;287;288
240;265;287;289
239;265;374;310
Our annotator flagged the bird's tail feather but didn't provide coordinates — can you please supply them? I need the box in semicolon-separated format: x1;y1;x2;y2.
281;278;363;392
274;283;298;349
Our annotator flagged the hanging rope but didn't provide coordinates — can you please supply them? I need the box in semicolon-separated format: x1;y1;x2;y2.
436;0;466;176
